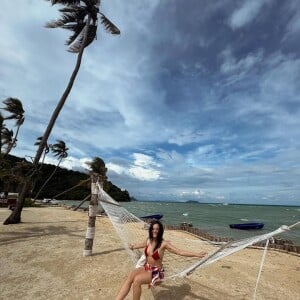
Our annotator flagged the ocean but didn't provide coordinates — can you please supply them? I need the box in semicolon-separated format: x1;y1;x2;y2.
61;200;300;245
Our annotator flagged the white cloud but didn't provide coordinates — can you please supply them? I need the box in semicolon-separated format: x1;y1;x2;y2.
181;189;205;197
129;166;160;181
229;0;269;29
282;1;300;40
45;156;90;172
107;162;127;175
107;153;161;181
220;48;264;75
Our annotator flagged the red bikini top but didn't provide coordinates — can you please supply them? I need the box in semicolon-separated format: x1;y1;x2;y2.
144;244;161;260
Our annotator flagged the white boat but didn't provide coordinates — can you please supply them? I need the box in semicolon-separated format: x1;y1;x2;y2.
43;198;52;203
50;199;59;205
43;198;59;205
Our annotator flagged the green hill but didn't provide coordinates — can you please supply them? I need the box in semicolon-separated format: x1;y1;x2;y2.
0;155;131;202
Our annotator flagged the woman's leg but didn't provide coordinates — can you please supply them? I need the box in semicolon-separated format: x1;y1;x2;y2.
132;271;152;300
115;267;144;300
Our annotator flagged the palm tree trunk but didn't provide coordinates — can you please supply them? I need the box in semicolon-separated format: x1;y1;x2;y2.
33;158;62;201
83;174;100;256
3;17;91;225
4;124;21;157
31;150;50;200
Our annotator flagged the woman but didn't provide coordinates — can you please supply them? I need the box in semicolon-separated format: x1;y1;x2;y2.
116;220;207;300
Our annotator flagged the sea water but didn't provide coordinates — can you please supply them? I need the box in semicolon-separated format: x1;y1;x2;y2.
61;200;300;244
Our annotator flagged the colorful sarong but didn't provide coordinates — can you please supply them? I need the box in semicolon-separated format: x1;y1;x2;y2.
144;263;164;288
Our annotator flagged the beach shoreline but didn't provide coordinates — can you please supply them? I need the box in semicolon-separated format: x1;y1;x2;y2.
1;206;299;299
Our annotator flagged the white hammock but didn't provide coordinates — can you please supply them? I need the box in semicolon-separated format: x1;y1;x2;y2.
97;184;299;281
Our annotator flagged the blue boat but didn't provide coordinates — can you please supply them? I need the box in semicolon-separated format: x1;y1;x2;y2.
229;222;264;230
140;214;163;221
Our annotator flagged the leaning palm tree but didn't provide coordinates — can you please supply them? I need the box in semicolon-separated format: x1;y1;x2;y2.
4;0;120;224
33;140;69;200
86;156;108;179
2;98;25;156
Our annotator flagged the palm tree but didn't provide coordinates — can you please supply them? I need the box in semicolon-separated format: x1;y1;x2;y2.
86;156;107;179
1;127;14;157
4;0;120;224
1;98;25;156
0;113;3;157
29;136;51;197
0;114;12;160
33;140;69;200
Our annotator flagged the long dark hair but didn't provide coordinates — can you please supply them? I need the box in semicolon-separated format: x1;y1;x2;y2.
148;220;164;251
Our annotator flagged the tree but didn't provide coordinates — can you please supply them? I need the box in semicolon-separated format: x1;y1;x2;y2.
33;140;69;201
1;125;14;160
86;156;107;179
30;136;51;196
1;98;25;156
4;0;120;224
0;98;25;196
0;113;4;159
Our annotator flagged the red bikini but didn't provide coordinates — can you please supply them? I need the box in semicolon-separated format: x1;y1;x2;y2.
144;244;161;260
144;243;164;287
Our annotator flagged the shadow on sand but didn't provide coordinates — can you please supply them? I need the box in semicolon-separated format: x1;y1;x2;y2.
152;278;237;300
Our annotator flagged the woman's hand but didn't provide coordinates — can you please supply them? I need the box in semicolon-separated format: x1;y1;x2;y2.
129;243;134;250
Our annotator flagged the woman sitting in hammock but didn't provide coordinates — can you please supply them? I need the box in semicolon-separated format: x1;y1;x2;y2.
116;220;207;300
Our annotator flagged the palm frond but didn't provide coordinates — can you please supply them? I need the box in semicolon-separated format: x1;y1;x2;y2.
58;5;79;13
51;140;69;159
2;98;25;114
64;23;86;45
46;13;78;28
48;0;81;5
45;0;119;52
34;136;43;146
68;24;97;53
34;136;50;153
100;13;120;35
1;128;13;145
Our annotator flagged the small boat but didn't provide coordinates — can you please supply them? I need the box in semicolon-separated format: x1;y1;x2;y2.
140;214;163;221
229;222;264;230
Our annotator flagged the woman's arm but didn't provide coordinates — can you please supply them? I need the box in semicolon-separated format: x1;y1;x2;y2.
129;239;147;250
164;241;207;258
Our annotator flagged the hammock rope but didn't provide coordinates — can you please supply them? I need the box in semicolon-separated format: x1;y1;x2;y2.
253;238;270;300
97;183;299;282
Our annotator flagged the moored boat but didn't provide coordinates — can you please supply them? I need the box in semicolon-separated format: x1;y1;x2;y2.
229;222;264;230
140;214;163;221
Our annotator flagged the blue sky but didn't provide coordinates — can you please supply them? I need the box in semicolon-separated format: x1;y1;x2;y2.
1;0;300;205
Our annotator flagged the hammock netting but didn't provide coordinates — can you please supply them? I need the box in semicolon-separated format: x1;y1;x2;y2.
97;183;299;280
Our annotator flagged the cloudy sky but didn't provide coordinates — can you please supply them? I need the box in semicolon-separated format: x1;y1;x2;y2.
1;0;300;205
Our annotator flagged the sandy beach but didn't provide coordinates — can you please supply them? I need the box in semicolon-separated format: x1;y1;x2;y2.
0;206;299;300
